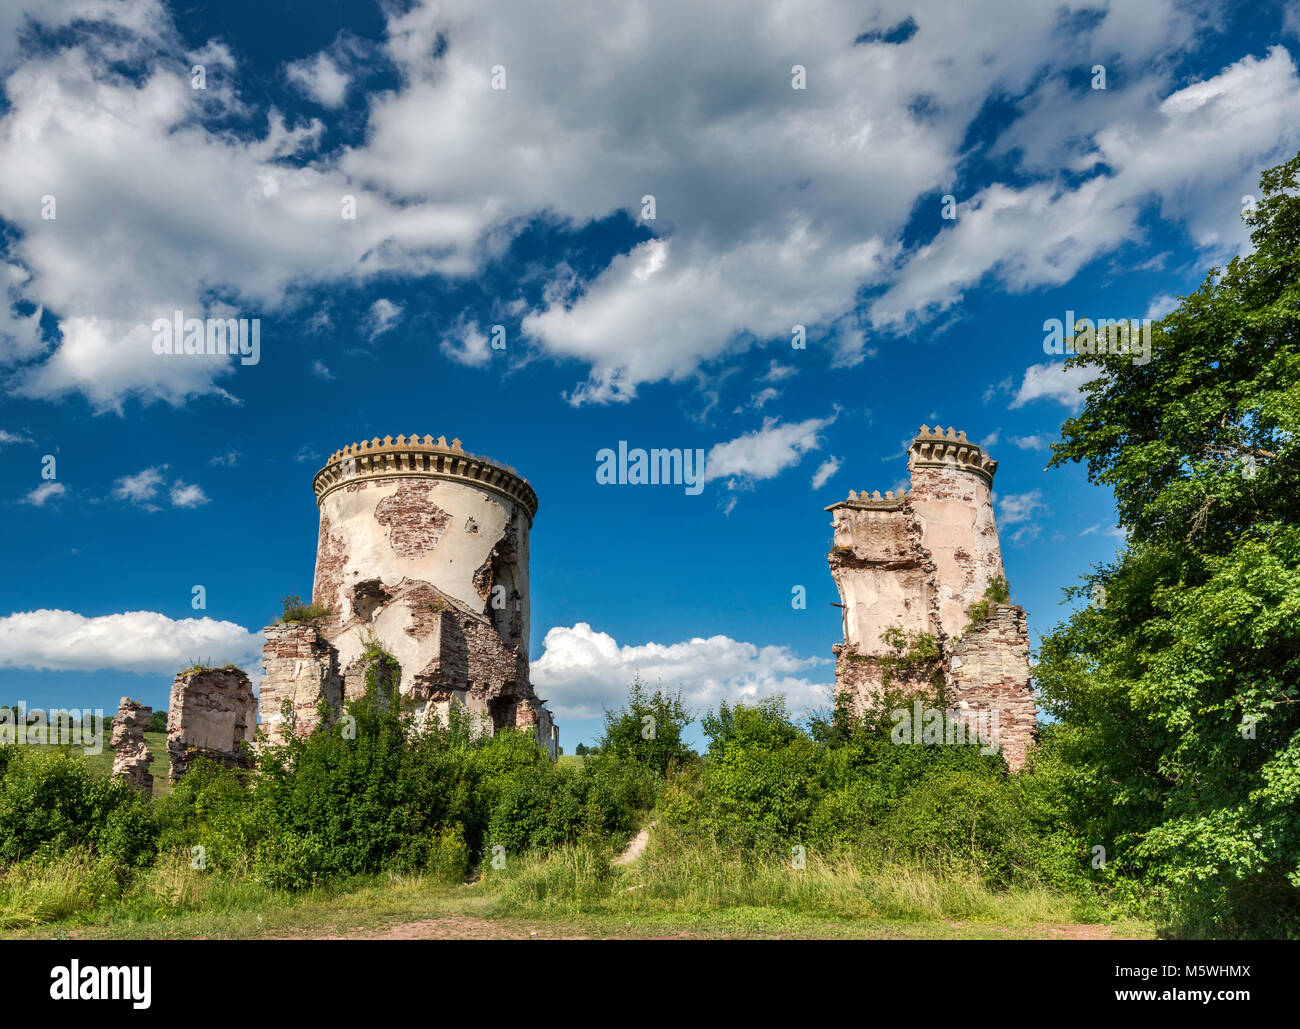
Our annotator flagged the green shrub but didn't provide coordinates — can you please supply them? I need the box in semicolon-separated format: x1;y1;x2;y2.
597;677;694;775
0;747;156;865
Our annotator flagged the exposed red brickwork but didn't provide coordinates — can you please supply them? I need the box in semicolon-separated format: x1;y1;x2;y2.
311;513;350;629
401;583;447;639
374;483;451;558
947;605;1038;770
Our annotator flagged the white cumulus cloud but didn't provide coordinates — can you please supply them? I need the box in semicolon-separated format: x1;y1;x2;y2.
1010;363;1100;411
0;609;262;674
811;455;842;489
997;489;1045;526
530;622;832;721
705;414;835;488
21;481;65;506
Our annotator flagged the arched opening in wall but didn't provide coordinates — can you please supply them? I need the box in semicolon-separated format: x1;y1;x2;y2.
489;694;517;733
352;579;391;623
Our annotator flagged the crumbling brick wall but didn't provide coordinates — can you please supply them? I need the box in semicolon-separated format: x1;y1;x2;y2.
948;604;1038;770
831;645;946;720
827;426;1037;769
167;667;256;781
342;650;402;705
111;697;153;794
259;623;343;744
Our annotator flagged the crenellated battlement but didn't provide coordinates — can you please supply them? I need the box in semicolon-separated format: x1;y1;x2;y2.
312;434;539;518
826;427;996;513
825;488;909;512
908;425;997;484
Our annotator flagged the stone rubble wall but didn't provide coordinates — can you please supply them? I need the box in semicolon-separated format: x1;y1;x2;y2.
167;667;256;782
258;622;343;744
111;697;153;794
947;604;1038;770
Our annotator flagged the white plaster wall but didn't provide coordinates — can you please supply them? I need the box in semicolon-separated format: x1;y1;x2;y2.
319;478;518;610
316;475;532;692
839;567;932;652
910;483;1005;641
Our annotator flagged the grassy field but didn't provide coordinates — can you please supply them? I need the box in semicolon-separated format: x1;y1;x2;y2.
3;873;1156;941
0;843;1157;941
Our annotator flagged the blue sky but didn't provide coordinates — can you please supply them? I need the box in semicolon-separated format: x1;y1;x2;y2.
1;0;1298;749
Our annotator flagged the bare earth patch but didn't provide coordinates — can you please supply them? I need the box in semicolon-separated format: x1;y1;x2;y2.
279;917;707;940
613;822;655;866
280;917;1132;941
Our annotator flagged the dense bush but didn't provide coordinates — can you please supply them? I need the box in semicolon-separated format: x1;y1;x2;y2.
597;677;694;775
0;674;1098;905
0;673;1150;928
0;747;156;867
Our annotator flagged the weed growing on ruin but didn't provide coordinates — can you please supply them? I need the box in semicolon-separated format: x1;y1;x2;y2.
279;594;331;623
964;577;1010;628
875;626;945;692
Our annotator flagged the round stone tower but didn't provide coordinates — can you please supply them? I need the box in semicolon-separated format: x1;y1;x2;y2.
904;425;1005;641
308;434;549;738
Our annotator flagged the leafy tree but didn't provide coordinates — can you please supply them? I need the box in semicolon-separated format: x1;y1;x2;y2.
597;677;693;775
1037;148;1300;936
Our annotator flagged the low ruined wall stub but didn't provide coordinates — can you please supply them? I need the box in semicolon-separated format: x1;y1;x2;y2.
833;644;946;719
947;604;1037;770
342;651;402;705
167;667;256;782
111;697;153;794
259;621;344;743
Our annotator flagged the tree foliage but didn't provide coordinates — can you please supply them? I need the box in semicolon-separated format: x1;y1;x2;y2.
1038;148;1300;936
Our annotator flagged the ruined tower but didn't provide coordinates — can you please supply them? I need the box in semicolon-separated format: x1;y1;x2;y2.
259;434;558;757
827;426;1036;768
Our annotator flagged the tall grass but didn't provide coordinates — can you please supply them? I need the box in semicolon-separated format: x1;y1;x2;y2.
484;836;1106;924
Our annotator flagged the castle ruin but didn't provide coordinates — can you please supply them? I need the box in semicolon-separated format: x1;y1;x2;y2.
258;434;558;757
827;426;1037;769
111;697;154;793
165;667;256;781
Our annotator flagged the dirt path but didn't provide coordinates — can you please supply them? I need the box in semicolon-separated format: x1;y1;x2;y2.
280;917;1130;940
613;822;655;866
279;916;707;940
